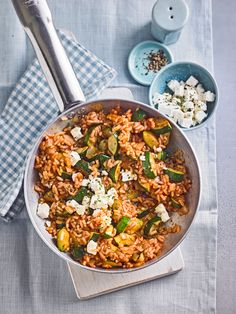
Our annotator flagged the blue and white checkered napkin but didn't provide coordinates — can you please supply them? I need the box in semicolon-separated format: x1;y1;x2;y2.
0;30;117;222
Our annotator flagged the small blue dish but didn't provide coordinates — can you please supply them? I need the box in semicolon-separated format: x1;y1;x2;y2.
128;40;173;86
149;61;219;130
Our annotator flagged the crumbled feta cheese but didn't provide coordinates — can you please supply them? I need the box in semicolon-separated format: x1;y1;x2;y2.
167;80;180;92
66;199;86;215
174;85;184;97
155;204;170;222
70;151;81;166
140;154;146;161
156;147;162;153
186;75;198;87
81;179;90;186
179;117;193;129
82;196;91;209
89;177;105;195
90;194;108;210
204;91;215;102
121;170;137;182
70;127;83;141
195;110;207;123
87;240;98;255
101;170;108;176
107;188;117;206
101;215;112;227
37;203;50;219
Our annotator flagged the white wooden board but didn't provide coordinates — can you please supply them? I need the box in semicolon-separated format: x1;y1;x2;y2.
67;86;184;300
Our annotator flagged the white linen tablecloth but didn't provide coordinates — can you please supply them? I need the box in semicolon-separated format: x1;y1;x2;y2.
0;0;217;313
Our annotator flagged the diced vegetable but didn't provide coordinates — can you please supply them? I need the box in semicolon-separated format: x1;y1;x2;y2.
90;232;100;242
71;245;85;260
98;154;110;165
43;190;55;203
102;260;121;267
102;126;113;138
61;171;72;180
131;109;147;122
108;134;118;155
171;198;182;209
116;216;130;234
142;151;156;179
137;209;151;219
98;139;108;152
84;125;100;146
126;218;143;234
109;161;121;183
114;233;135;246
76;146;88;157
72;187;88;203
138;180;151;192
164;168;184;182
143;131;159;149
74;160;91;175
103;225;116;239
144;216;162;236
85;146;99;160
56;222;66;229
155;151;167;161
152;119;172;135
132;252;144;262
57;228;70;252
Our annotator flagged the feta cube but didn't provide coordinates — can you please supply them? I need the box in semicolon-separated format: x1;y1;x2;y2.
90;194;108;209
158;103;173;117
195;101;207;112
70;127;83;141
70;151;81;166
172;108;184;123
155;204;170;222
156;147;162;152
204;91;215;102
101;170;108;176
121;170;137;182
87;240;98;255
186;75;198;87
37;203;50;219
178;117;193;128
107;188;117;206
174;85;184;97
140;154;146;161
182;101;194;111
167;80;180;92
89;177;105;195
81;179;90;187
66;199;86;215
196;84;205;95
195;110;207;124
82;196;91;209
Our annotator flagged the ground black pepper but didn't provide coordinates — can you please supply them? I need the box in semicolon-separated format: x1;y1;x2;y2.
143;49;168;74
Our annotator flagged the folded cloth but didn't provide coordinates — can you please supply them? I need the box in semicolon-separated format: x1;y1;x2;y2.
0;30;117;222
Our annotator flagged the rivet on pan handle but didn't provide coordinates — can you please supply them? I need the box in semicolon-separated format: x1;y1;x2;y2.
11;0;86;112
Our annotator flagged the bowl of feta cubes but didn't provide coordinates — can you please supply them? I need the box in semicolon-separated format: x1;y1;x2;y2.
149;61;218;130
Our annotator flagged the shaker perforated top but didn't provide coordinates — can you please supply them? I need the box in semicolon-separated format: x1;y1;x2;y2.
152;0;189;32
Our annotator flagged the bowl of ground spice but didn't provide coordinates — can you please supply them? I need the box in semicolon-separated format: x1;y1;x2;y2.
128;40;173;86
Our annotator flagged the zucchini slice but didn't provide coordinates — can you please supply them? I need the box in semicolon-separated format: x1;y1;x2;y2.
84;125;100;146
144;216;162;236
108;134;118;155
73;187;88;203
152;119;172;135
99;154;110;165
57;228;70;252
131;109;147;122
137;209;151;219
142;151;156;179
90;232;100;242
164;168;184;182
61;171;72;180
138;180;151;192
98;139;108;152
71;245;85;260
102;126;113;138
126;218;143;234
116;216;130;234
76;146;88;157
109;161;121;183
102;260;121;267
171;197;182;209
114;233;135;246
74;160;91;175
155;151;167;161
103;225;116;239
85;146;99;161
143;131;159;149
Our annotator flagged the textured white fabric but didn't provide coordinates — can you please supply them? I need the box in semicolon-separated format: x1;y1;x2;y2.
0;0;217;313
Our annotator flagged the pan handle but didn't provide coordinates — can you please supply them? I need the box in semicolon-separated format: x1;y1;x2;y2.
11;0;86;112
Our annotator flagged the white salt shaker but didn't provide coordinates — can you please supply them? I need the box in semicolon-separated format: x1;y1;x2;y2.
151;0;189;45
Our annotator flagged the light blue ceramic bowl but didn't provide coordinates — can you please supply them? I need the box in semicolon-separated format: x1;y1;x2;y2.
128;40;174;86
149;61;219;130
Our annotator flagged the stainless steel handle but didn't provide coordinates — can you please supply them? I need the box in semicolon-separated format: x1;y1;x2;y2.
11;0;86;112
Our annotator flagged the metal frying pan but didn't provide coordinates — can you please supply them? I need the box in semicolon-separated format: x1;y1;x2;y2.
12;0;201;273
